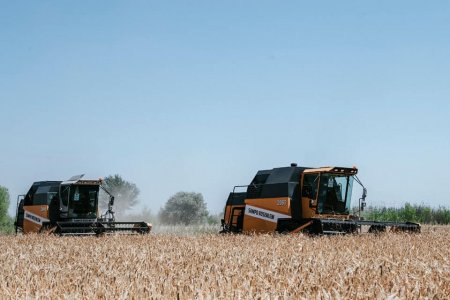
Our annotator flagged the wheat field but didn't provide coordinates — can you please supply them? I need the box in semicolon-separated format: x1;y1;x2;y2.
0;226;449;299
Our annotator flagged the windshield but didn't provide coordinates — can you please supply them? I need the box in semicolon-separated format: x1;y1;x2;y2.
317;174;353;214
60;185;98;219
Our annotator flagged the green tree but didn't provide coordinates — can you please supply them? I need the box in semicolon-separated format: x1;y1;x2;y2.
159;192;209;225
434;206;450;224
100;175;140;217
0;186;14;234
400;203;416;222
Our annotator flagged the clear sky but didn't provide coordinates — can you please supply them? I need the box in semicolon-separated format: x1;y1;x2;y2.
1;1;449;216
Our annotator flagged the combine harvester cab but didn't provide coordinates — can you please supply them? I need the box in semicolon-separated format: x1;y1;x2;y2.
221;164;420;235
15;175;151;235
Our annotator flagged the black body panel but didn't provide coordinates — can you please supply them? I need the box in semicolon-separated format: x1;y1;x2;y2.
245;166;308;220
24;181;62;206
226;192;247;206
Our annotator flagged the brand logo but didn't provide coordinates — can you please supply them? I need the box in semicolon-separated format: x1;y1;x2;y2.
276;199;287;206
24;210;49;225
244;205;291;223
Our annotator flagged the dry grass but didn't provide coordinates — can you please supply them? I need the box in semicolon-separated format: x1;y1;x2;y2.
151;224;219;235
0;226;449;299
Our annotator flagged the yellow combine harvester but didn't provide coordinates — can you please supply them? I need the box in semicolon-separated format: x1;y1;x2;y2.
221;164;420;234
14;175;151;235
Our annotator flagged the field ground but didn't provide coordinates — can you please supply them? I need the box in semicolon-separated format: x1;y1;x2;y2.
0;226;449;299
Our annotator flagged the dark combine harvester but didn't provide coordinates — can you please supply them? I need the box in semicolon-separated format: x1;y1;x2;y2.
222;164;420;235
15;175;151;235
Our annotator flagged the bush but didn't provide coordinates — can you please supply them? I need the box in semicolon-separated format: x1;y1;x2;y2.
0;186;14;234
159;192;209;225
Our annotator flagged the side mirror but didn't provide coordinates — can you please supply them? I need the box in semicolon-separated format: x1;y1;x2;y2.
360;188;367;211
360;200;366;211
362;188;367;200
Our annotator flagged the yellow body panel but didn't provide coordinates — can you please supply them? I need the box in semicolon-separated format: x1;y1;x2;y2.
301;197;316;218
242;197;291;233
303;166;358;174
303;167;334;173
245;197;291;215
23;205;49;234
242;215;277;233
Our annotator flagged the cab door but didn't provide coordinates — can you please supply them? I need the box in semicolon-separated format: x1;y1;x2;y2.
22;186;54;233
59;184;70;219
301;172;320;218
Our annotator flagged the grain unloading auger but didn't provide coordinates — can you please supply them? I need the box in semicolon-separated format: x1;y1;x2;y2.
221;164;420;235
14;175;151;235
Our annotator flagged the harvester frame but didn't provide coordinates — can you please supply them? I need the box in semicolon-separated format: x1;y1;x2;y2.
221;164;420;235
14;175;151;235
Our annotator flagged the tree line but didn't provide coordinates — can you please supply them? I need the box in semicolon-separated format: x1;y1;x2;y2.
358;203;450;225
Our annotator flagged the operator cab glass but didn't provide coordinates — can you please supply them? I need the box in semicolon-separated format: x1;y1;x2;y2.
317;174;354;214
60;184;99;219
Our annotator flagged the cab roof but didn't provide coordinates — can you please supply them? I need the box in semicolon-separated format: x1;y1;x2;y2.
303;166;358;175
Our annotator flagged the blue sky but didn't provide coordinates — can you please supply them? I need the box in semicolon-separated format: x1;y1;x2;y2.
1;1;449;216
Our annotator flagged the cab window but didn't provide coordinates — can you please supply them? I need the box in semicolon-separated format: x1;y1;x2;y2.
302;173;319;199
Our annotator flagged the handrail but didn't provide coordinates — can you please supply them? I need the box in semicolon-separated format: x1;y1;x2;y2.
226;184;265;230
15;195;25;234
